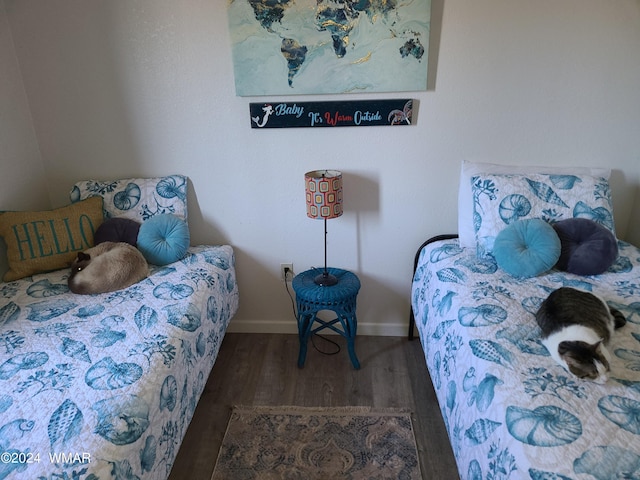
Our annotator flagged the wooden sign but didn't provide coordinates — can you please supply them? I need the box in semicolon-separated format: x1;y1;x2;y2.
250;99;413;128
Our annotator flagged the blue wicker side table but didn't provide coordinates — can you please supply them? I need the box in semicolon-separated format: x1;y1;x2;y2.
292;267;361;369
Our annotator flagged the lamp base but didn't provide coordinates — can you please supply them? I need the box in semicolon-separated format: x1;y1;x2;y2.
314;271;338;286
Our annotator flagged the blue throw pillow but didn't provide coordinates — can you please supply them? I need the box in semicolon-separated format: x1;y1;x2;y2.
493;218;561;278
137;214;190;265
552;218;618;275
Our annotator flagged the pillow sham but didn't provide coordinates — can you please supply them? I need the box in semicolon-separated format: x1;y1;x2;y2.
493;218;561;278
70;175;188;223
471;172;615;257
457;161;611;249
0;196;104;281
553;218;618;275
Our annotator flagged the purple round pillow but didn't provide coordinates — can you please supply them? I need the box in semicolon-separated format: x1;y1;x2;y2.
552;218;618;275
94;217;141;246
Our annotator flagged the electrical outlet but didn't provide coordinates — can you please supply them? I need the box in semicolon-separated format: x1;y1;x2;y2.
280;263;294;281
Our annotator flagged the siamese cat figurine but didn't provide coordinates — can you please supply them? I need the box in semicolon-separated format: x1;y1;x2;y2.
68;241;149;295
535;287;626;383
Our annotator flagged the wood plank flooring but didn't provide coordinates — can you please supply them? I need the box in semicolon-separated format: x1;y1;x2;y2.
168;333;460;480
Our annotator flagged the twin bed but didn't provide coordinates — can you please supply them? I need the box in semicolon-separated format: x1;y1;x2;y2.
0;176;239;480
411;162;640;480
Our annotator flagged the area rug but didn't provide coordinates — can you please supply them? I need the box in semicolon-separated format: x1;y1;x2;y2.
211;405;422;480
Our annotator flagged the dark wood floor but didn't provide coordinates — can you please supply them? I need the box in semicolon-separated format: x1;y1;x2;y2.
168;333;460;480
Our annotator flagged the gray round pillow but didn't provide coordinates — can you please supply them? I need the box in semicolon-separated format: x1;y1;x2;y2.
553;218;618;275
94;217;141;246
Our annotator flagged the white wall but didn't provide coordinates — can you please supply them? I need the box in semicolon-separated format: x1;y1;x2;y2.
3;0;640;335
0;1;48;275
0;3;47;209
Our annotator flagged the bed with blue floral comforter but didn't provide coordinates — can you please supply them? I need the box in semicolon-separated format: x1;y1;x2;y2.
0;245;238;480
411;237;640;480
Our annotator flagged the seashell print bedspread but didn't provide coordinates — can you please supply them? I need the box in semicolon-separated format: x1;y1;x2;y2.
0;245;239;480
412;238;640;480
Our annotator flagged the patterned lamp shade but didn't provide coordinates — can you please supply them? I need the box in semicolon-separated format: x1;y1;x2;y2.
305;170;343;219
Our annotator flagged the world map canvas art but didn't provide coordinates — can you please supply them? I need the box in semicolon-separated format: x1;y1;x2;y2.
228;0;431;96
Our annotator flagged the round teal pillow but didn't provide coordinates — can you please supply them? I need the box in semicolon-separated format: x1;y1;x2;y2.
137;214;190;265
493;218;561;278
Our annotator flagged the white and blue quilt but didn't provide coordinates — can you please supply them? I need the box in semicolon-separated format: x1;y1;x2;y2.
0;245;239;480
412;238;640;480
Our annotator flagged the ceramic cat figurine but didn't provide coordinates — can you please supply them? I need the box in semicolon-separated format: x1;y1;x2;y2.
68;241;149;294
535;287;626;383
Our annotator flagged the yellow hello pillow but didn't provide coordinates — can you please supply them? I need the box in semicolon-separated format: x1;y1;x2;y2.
0;196;104;281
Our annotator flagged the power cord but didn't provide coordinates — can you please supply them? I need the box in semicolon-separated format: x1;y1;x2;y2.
311;331;341;356
283;267;297;318
283;268;341;356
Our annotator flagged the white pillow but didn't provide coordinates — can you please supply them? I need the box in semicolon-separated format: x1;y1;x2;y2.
458;161;611;249
472;172;616;257
70;175;188;223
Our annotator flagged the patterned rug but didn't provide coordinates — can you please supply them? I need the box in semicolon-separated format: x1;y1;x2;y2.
211;405;422;480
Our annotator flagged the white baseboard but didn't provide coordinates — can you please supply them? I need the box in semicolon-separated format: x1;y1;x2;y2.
227;318;409;337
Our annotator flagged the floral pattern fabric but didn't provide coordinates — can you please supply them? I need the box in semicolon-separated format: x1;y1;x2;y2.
0;245;238;480
411;238;640;480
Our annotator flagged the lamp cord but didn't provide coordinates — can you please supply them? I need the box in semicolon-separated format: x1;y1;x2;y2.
284;278;341;356
285;279;297;319
311;331;341;356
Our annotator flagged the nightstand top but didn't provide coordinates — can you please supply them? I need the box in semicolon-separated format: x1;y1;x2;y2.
292;268;360;303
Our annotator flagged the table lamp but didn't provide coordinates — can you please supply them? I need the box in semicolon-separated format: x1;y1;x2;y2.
305;170;343;286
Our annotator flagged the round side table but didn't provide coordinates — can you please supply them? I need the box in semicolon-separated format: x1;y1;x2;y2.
292;268;361;369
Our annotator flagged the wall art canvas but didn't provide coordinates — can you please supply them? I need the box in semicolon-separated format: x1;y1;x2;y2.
228;0;431;96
